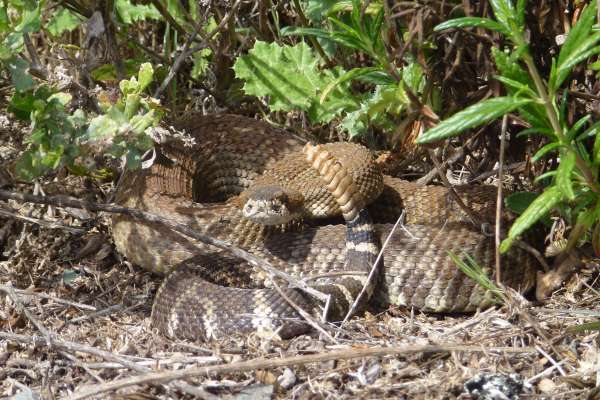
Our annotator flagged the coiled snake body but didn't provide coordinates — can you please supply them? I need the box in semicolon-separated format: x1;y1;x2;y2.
111;114;539;340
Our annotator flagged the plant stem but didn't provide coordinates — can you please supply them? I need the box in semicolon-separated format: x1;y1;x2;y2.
521;52;600;194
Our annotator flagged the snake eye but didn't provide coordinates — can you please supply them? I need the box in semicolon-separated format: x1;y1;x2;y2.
271;203;281;213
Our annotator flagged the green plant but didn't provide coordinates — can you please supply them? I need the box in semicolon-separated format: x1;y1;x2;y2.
12;63;162;180
419;0;600;254
233;0;436;137
0;2;166;181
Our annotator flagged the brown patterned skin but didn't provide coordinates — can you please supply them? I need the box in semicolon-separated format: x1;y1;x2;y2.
111;114;539;340
237;142;384;225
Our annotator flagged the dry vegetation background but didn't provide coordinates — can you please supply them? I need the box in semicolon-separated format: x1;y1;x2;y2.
1;0;600;399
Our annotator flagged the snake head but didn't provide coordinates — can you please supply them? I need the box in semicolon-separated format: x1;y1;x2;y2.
238;185;304;225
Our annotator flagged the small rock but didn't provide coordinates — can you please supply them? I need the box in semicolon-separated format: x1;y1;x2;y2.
463;373;531;400
277;368;296;390
538;378;556;394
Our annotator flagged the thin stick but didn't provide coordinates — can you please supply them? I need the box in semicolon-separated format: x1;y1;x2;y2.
495;115;507;286
0;189;329;304
71;344;536;399
0;284;54;348
6;286;96;311
0;331;216;397
337;212;405;335
0;207;86;234
270;280;337;343
427;149;484;227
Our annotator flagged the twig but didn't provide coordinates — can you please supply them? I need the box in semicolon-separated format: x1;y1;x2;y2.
0;284;54;348
336;212;405;335
187;0;243;54
58;350;105;383
270;279;337;343
4;286;96;311
427;149;485;227
0;332;213;397
153;28;199;98
71;344;536;399
0;189;329;304
153;0;242;98
534;345;566;377
67;302;144;324
0;206;87;234
416;146;465;185
467;162;525;184
495;115;507;286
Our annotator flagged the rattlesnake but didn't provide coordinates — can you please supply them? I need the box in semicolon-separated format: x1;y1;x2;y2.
111;114;539;340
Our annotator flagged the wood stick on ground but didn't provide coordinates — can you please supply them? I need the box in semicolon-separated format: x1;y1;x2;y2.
0;189;329;304
71;344;536;399
495;115;508;286
0;332;216;398
0;284;54;347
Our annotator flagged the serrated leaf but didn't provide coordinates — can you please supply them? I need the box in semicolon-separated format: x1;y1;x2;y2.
489;0;518;34
434;17;509;35
417;97;532;144
47;8;83;36
305;0;339;22
191;48;211;79
556;150;576;200
115;0;161;24
137;63;153;92
233;41;326;112
500;185;563;252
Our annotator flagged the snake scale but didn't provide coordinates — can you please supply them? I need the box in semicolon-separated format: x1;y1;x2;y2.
111;114;539;341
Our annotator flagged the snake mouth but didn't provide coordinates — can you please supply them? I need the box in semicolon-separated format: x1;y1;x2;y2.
241;185;303;225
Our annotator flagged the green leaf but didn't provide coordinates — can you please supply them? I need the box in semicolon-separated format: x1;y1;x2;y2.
320;66;381;103
516;0;526;27
489;0;518;34
500;185;563;252
280;26;334;40
417;97;532;144
504;191;539;215
115;0;161;24
7;57;36;92
305;0;338;22
448;252;504;303
551;2;599;92
556;150;576;200
137;63;153;92
233;41;327;112
434;17;509;35
47;8;83;36
191;48;212;79
15;2;42;33
493;75;537;97
308;68;358;124
0;7;10;33
534;170;557;184
531;142;563;163
567;114;591;142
